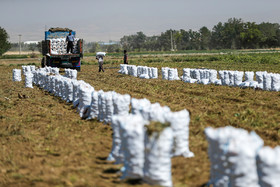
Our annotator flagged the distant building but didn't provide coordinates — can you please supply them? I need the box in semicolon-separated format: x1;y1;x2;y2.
98;41;120;45
24;41;39;45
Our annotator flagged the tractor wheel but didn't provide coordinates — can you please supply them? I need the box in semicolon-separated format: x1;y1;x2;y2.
41;56;46;68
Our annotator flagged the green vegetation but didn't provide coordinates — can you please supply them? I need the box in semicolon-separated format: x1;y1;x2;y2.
0;27;11;56
119;18;280;51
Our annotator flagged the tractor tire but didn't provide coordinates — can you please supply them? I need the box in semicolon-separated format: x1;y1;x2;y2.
41;57;46;68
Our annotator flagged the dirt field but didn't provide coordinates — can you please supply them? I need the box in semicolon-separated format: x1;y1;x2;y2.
0;56;279;187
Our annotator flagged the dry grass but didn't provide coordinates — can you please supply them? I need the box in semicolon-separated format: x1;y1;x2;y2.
0;54;279;187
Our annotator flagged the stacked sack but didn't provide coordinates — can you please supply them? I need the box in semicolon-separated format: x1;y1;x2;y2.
21;65;36;88
205;126;264;187
180;67;280;92
257;146;280;187
118;64;128;75
205;126;280;187
12;69;22;82
64;68;77;79
182;68;218;84
50;38;80;55
118;64;158;79
109;98;194;187
162;67;180;80
25;65;194;187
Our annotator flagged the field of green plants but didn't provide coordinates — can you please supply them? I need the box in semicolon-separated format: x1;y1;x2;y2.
0;51;279;186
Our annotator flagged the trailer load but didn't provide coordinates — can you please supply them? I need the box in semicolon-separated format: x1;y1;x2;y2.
41;27;83;71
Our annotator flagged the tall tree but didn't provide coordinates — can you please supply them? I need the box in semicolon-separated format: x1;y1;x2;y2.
133;32;146;51
240;22;262;49
199;26;211;50
210;22;224;49
259;22;280;48
0;27;11;56
222;18;244;49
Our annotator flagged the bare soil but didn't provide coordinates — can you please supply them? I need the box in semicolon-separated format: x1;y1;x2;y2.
0;58;279;187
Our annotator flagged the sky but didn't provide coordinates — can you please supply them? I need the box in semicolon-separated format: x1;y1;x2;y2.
1;0;280;43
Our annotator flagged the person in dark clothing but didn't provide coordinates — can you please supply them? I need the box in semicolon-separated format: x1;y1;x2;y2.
66;31;74;53
123;50;128;64
97;55;104;72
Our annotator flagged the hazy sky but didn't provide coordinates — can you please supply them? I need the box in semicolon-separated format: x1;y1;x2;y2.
1;0;280;43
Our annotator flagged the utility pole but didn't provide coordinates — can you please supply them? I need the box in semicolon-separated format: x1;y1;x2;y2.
18;34;22;55
170;30;174;51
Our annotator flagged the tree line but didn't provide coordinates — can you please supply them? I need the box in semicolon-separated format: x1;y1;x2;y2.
119;18;280;52
1;18;280;56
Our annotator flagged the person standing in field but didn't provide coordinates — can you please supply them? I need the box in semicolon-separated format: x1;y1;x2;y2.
97;55;105;72
123;50;128;64
66;31;74;53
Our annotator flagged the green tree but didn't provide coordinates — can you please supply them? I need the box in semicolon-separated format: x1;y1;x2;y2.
89;42;100;53
133;32;146;51
222;18;244;49
0;27;11;56
188;29;201;50
259;22;280;48
240;22;262;49
199;26;211;50
158;29;175;51
120;35;133;51
210;22;224;49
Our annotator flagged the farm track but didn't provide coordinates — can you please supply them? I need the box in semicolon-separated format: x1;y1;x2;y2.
0;56;280;187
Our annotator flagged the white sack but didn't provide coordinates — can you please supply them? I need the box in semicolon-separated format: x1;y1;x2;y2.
228;71;235;86
271;73;280;91
209;70;217;83
223;71;230;86
25;72;33;88
119;114;146;179
234;71;244;87
256;71;266;84
65;79;73;102
88;90;99;119
144;126;173;187
205;126;263;187
131;98;151;122
244;71;254;82
139;74;150;79
113;93;131;116
107;115;124;163
13;69;21;81
97;90;105;121
182;68;191;81
151;68;158;79
257;146;280;187
104;91;114;124
263;73;272;91
162;67;169;80
168;68;175;80
77;83;94;118
148;103;170;123
131;65;137;77
167;109;194;158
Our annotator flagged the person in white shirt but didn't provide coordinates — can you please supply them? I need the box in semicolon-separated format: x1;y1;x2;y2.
66;31;75;53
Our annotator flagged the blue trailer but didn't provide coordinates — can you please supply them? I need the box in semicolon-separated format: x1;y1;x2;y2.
41;28;83;71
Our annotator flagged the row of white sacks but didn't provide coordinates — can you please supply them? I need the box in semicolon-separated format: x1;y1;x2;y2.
13;66;77;88
23;66;194;187
181;68;280;91
14;66;280;186
118;64;158;79
120;65;280;91
162;67;180;80
50;38;80;54
205;126;280;187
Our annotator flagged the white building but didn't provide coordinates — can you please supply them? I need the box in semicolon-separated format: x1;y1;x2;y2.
24;41;39;45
